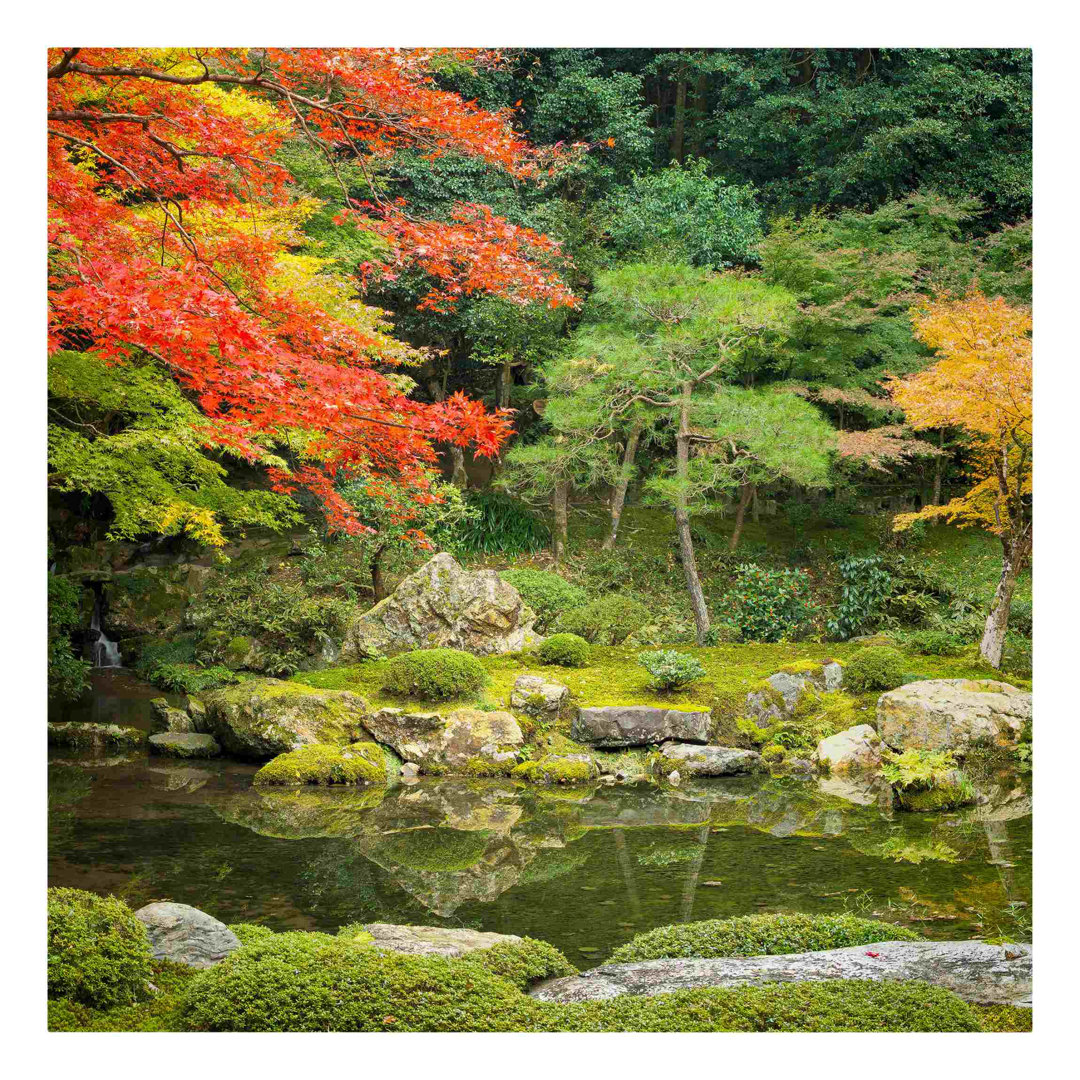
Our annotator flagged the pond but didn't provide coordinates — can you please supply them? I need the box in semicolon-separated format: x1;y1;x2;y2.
48;674;1032;966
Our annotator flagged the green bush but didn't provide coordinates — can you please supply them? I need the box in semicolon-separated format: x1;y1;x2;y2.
48;959;195;1032
500;569;586;631
609;913;920;964
253;742;386;786
904;628;966;656
537;633;590;667
227;923;276;947
555;594;649;645
176;932;538;1031
462;938;577;991
727;564;818;643
380;648;488;701
48;888;152;1009
827;555;892;640
638;649;705;690
843;645;907;692
48;575;90;701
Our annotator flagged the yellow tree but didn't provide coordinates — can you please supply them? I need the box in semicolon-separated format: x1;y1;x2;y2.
888;293;1032;668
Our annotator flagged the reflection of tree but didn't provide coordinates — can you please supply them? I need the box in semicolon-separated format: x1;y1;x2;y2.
679;824;711;922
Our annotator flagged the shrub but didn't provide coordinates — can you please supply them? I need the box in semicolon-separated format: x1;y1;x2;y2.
827;555;892;640
1009;597;1033;637
48;575;90;702
48;888;152;1009
380;648;487;701
608;913;920;964
500;569;586;631
843;645;907;692
176;932;538;1031
451;491;550;555
462;938;577;991
727;564;818;643
638;650;705;690
253;742;386;786
227;923;276;947
537;633;590;667
880;748;976;811
904;628;966;656
141;662;239;694
555;594;649;645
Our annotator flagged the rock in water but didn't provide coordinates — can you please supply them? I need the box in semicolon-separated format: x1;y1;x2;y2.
530;940;1032;1007
148;732;221;759
658;742;762;777
362;923;522;958
877;679;1031;755
341;552;539;659
134;902;240;969
364;707;523;773
816;724;882;773
573;706;710;748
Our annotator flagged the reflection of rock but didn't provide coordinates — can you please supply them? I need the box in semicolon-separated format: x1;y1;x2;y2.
573;706;710;748
511;674;569;718
363;922;522;957
149;732;221;759
134;901;240;969
877;679;1031;755
214;786;386;839
146;765;213;793
342;552;540;659
531;940;1032;1007
365;707;522;774
816;725;882;773
745;663;843;728
817;774;891;808
658;742;762;777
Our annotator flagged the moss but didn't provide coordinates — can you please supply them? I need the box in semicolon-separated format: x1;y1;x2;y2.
609;913;921;964
380;648;488;702
48;888;153;1009
761;743;786;764
47;722;144;750
335;923;376;946
536;633;590;667
378;827;490;871
974;1004;1033;1032
459;755;518;778
227;923;277;947
513;755;594;784
253;742;386;786
462;938;577;991
843;646;907;693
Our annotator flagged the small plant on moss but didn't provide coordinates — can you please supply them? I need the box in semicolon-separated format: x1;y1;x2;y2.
638;650;705;690
48;888;152;1010
761;743;786;765
843;645;907;692
879;748;957;788
537;633;590;667
380;648;487;701
727;564;818;643
555;594;649;645
500;570;586;631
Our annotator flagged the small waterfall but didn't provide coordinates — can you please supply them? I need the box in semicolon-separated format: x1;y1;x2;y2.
89;587;121;669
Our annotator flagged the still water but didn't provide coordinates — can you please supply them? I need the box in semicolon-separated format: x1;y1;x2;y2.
49;674;1031;966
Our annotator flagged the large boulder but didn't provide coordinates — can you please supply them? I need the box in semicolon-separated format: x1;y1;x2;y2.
342;553;539;660
658;742;762;777
364;706;523;774
877;679;1031;755
745;662;844;729
530;940;1032;1007
511;674;569;718
202;679;370;759
816;724;882;773
133;902;240;969
362;923;522;958
573;706;710;748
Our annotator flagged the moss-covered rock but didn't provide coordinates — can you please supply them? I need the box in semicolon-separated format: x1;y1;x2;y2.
47;722;144;750
513;754;598;784
253;742;387;786
147;732;221;759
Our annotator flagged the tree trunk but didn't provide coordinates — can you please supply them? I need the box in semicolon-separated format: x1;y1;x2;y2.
979;537;1027;668
671;77;687;163
552;481;569;565
933;428;945;505
496;359;513;409
751;485;760;524
370;544;388;603
690;72;708;157
729;482;755;552
447;445;468;489
675;384;711;643
602;423;642;551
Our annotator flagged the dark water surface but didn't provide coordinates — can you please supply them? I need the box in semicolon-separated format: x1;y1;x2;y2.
49;675;1032;966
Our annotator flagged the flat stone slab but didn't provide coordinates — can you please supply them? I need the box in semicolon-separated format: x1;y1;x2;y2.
134;902;240;968
530;940;1031;1006
363;922;521;958
148;732;221;758
658;742;762;777
573;706;710;748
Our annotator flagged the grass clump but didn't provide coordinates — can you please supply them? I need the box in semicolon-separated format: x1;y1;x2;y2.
253;742;386;786
609;913;920;964
537;632;590;667
638;649;705;690
380;648;487;702
47;887;153;1010
843;646;907;692
555;594;649;645
500;569;586;631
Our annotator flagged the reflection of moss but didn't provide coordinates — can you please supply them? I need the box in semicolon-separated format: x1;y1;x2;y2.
519;849;589;886
378;828;490;871
877;836;960;864
636;843;702;867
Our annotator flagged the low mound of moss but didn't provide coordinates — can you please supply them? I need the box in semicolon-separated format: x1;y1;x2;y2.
462;938;577;991
609;913;921;964
380;648;487;702
513;754;595;784
176;932;538;1032
532;979;982;1032
378;827;490;871
253;742;386;786
843;646;907;693
47;887;153;1009
227;923;277;947
537;633;590;667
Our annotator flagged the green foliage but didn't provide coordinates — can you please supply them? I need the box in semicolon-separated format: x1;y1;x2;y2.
609;913;920;964
843;645;907;692
904;629;966;656
975;1004;1033;1033
462;938;577;991
380;648;488;702
727;564;819;643
536;633;591;668
48;575;90;701
253;742;386;786
879;748;958;788
227;924;276;947
638;649;705;690
48;888;152;1010
828;555;892;640
499;569;586;631
450;491;550;555
48;959;195;1032
140;662;239;695
555;594;649;645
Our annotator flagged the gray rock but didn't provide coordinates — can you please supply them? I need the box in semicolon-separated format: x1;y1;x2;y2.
573;706;710;748
185;696;208;729
400;762;421;781
134;902;240;968
877;679;1031;755
511;674;569;718
364;707;523;773
148;732;221;759
745;662;845;730
530;940;1032;1007
363;922;522;958
150;698;198;735
658;742;762;777
816;724;882;773
342;552;540;660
